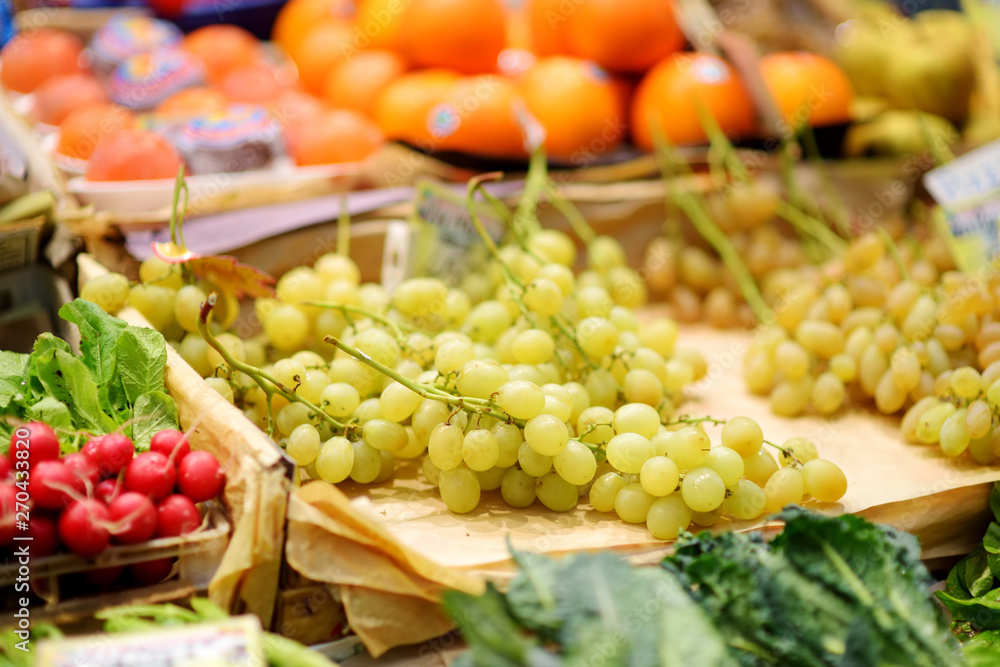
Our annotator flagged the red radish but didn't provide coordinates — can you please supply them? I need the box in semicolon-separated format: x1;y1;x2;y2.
177;451;224;502
108;492;156;545
8;422;60;469
58;499;111;557
85;565;125;587
0;456;10;480
28;513;59;557
30;460;83;510
63;452;100;487
125;452;175;500
81;436;102;459
89;433;135;478
130;557;174;585
150;429;190;464
155;495;200;538
0;484;16;546
95;478;122;504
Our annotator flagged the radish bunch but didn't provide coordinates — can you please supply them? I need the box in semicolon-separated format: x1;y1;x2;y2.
2;422;225;587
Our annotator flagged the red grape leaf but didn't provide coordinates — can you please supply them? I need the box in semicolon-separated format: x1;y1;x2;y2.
188;255;276;299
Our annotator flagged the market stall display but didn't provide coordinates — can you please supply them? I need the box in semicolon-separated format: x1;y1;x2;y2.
2;0;1000;664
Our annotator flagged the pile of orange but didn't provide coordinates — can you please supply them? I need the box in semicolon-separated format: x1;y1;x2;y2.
275;0;854;161
0;1;857;177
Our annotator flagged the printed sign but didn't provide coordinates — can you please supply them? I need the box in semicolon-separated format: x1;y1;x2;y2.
36;616;266;667
388;179;504;288
924;138;1000;271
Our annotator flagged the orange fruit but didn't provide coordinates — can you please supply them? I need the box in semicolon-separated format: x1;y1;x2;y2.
563;0;685;73
322;50;407;116
286;109;384;165
33;73;107;126
525;0;572;56
290;21;356;95
401;0;506;74
183;24;260;85
86;129;183;181
270;89;327;127
374;68;460;145
632;53;756;149
519;56;624;162
155;87;229;118
58;103;135;161
272;0;354;55
220;62;295;105
354;0;410;51
760;51;854;128
0;29;84;93
430;75;526;158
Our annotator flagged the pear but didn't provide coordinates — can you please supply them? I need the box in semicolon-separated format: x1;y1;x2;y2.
834;17;900;96
884;10;976;123
843;110;958;157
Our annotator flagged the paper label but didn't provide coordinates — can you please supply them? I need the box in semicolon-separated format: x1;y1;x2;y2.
924;138;1000;271
405;179;504;287
924;138;1000;206
36;616;266;667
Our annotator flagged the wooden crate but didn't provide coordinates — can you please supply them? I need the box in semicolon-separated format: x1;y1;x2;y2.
75;254;293;630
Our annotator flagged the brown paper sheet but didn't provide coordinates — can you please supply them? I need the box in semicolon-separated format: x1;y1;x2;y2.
77;254;290;628
315;323;1000;584
285;483;483;656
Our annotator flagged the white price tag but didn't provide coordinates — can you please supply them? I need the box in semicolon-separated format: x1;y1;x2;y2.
924;138;1000;271
36;616;267;667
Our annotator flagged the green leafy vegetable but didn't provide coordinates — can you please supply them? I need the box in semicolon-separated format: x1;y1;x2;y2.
939;481;1000;658
0;379;20;410
0;350;28;381
131;391;179;449
446;511;961;667
114;328;168;405
27;397;73;433
0;298;178;449
34;347;116;434
58;299;127;388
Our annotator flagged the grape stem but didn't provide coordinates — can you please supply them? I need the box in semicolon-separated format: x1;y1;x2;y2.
774;201;848;255
650;121;771;323
512;145;547;241
572;422;610;460
876;228;910;281
467;175;594;373
549;187;597;246
762;439;799;466
300;300;427;339
323;335;526;427
168;165;193;283
198;294;347;432
668;415;801;465
466;173;522;286
779;137;827;230
694;101;747;181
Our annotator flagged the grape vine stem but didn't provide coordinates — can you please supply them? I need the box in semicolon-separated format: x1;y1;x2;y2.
301;301;428;339
649;120;771;323
323;335;526;427
198;294;347;433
